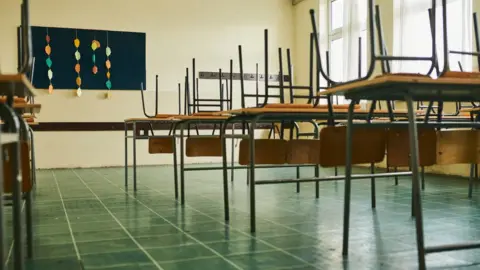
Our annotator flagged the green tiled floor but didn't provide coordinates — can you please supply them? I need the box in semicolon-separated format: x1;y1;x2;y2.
4;165;480;269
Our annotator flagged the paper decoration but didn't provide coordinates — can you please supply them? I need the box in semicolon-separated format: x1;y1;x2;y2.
105;32;112;98
45;28;53;94
91;38;100;75
74;30;82;97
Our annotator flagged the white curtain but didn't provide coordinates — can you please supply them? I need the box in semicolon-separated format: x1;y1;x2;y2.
336;0;367;104
342;0;367;81
393;0;472;74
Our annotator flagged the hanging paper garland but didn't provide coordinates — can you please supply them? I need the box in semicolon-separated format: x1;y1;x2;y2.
91;37;100;75
45;28;53;94
74;30;82;97
105;31;112;99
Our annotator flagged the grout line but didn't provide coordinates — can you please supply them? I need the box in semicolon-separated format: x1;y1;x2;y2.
98;169;321;269
4;240;13;268
51;170;83;264
90;169;245;270
70;169;165;270
4;200;26;267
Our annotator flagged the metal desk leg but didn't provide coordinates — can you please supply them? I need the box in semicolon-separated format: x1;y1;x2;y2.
315;165;319;198
221;123;230;221
395;167;399;185
342;100;356;256
231;124;235;182
29;127;36;188
25;191;33;258
249;119;257;233
421;167;425;191
371;163;376;209
12;143;24;269
0;140;4;270
475;164;478;181
172;131;179;200
469;164;474;198
133;122;137;191
405;96;426;270
180;124;185;205
297;167;301;193
124;122;128;187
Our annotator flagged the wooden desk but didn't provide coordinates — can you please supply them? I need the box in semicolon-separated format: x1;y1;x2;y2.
0;74;39;96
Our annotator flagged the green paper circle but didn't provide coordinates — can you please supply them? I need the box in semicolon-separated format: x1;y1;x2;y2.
46;57;52;68
106;80;112;90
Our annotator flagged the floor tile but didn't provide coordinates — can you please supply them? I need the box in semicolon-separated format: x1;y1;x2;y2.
188;229;252;243
206;239;275;256
159;257;240;270
32;243;77;259
227;250;307;269
147;244;215;262
134;234;195;248
81;250;152;268
77;239;138;255
23;257;81;270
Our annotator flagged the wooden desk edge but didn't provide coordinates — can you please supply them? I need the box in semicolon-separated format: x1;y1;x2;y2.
0;74;39;96
319;75;480;96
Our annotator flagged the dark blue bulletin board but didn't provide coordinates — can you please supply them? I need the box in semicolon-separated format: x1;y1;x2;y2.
23;26;146;90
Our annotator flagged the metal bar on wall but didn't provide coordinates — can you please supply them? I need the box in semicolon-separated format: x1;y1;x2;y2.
199;71;290;82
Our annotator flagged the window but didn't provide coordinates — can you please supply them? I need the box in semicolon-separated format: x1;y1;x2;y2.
327;0;367;103
393;0;472;74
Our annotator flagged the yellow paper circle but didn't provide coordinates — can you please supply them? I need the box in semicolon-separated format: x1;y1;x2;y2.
91;41;97;51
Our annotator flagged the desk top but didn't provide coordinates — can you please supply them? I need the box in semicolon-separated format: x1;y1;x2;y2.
226;107;416;115
13;103;41;114
125;114;228;122
167;115;229;120
0;74;38;96
320;74;480;102
460;107;480;113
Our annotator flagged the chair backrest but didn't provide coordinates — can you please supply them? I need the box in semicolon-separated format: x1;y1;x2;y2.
309;0;438;87
238;30;317;109
188;58;233;113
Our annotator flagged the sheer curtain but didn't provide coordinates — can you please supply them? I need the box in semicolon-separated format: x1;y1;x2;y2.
325;0;366;104
342;0;367;81
393;0;472;74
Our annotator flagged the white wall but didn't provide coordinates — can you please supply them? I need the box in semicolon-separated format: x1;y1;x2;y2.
0;0;295;168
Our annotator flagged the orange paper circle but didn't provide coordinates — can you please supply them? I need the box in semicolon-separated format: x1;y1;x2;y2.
48;84;53;94
106;71;111;79
76;77;82;86
45;45;51;55
75;64;81;73
105;60;111;69
92;66;98;74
